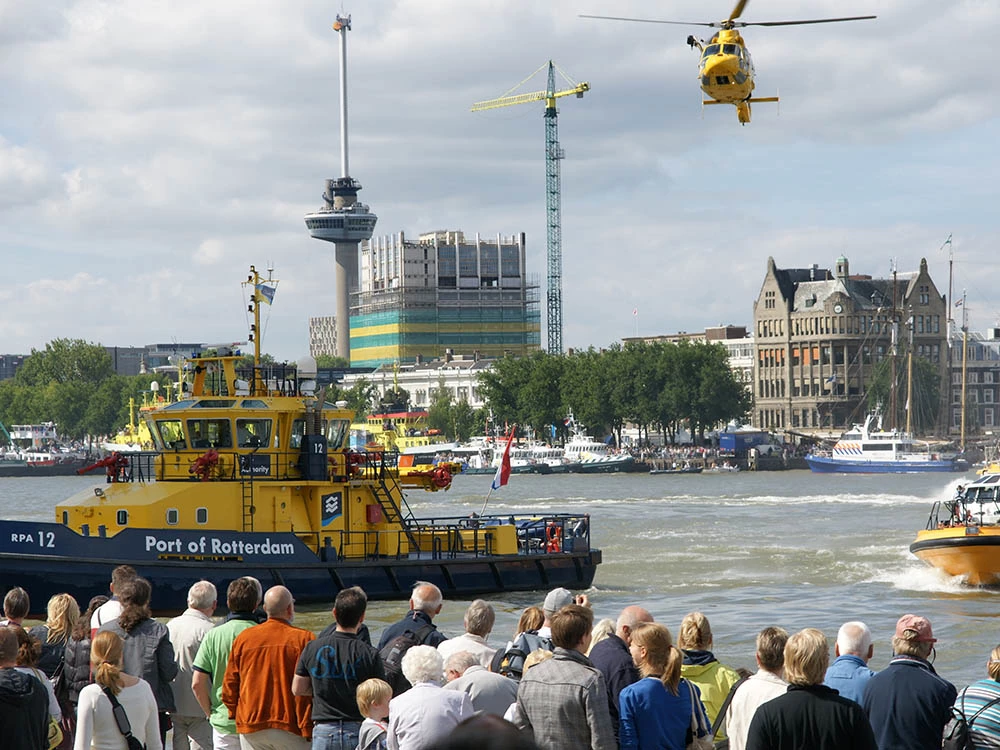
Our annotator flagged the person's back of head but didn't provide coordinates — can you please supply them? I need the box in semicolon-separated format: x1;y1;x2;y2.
588;618;616;654
410;581;443;616
444;651;478;681
464;600;495;638
783;628;829;687
74;596;109;641
631;622;683;695
0;627;18;667
987;645;1000;682
435;714;542;750
334;586;367;630
110;565;137;593
515;606;544;637
227;577;260;613
523;648;554;672
401;644;444;686
836;621;872;660
891;614;935;660
356;677;392;720
542;588;574;622
8;624;41;667
3;587;30;622
756;626;789;673
45;593;80;644
117;577;153;633
187;580;217;612
678;611;712;651
91;630;125;694
550;604;593;651
616;605;654;644
263;585;294;619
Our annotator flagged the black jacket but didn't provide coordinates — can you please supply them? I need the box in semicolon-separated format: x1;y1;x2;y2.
746;683;877;750
862;654;957;750
375;610;446;650
63;633;94;704
588;633;639;739
0;666;50;749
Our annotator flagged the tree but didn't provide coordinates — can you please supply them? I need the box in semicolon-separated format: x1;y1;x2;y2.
15;339;114;386
427;379;454;435
343;379;378;419
866;354;941;434
315;354;350;369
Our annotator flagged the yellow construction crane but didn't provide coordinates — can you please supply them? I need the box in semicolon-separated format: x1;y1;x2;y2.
471;61;589;354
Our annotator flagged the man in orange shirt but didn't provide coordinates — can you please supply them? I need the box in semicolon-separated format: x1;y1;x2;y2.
222;585;315;749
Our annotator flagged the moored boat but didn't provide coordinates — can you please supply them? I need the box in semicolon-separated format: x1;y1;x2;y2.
0;267;600;614
562;413;636;474
805;412;967;474
910;472;1000;584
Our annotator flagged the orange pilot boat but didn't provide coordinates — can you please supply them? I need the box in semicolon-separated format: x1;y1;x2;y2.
910;470;1000;584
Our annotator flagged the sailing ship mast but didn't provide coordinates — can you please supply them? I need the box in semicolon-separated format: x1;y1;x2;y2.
960;289;968;452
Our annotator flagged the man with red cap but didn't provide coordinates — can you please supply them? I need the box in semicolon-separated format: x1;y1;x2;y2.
862;614;957;750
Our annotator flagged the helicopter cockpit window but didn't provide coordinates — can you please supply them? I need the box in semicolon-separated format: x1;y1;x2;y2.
722;44;738;55
703;44;720;58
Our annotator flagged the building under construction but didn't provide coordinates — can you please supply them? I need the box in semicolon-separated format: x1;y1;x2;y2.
350;230;540;367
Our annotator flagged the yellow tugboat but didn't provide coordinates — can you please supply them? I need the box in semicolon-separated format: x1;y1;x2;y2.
910;470;1000;584
0;267;599;613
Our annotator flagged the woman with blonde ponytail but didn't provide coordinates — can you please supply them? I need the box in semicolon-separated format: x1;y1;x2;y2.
618;622;711;750
74;631;162;750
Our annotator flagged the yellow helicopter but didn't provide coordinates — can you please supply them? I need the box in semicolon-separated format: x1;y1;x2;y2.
581;0;875;124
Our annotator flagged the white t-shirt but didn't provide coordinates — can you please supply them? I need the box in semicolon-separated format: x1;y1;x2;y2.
90;600;123;632
74;679;163;750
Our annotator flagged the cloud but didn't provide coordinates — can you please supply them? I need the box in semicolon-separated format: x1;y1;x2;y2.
0;0;997;362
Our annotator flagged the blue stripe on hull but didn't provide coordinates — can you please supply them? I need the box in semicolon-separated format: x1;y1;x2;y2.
805;456;961;473
0;521;600;615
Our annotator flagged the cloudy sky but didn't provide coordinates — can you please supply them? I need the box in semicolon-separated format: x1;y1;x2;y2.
1;0;997;362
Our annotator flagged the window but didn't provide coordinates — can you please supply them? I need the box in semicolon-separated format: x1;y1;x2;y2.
326;418;351;449
723;44;738;54
187;419;232;449
156;420;186;450
166;509;179;526
116;510;128;526
984;389;994;404
986;408;995;427
236;418;272;448
196;508;208;524
986;372;995;384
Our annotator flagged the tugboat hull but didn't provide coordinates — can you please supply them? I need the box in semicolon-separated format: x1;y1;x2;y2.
910;528;1000;585
0;520;600;616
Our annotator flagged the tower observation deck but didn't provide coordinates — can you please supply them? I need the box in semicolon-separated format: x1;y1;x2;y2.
304;14;377;361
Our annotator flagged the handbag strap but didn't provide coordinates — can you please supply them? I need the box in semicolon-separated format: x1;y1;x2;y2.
685;679;707;735
101;686;136;739
711;675;749;739
965;692;1000;728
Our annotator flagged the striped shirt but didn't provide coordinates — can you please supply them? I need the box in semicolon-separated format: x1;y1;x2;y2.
955;680;1000;748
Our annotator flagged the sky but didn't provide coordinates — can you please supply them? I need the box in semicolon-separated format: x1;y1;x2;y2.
1;0;998;362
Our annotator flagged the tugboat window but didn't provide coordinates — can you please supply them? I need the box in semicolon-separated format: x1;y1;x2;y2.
196;507;208;524
166;508;179;525
157;420;186;449
291;419;306;449
326;419;350;450
187;419;233;449
236;419;271;448
116;510;128;526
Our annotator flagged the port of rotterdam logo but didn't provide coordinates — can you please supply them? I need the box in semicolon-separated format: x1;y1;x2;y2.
322;492;343;527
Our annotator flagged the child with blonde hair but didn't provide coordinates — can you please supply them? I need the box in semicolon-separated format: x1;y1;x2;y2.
356;678;392;750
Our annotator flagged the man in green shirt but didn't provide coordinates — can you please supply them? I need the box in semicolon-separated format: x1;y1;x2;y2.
192;577;262;750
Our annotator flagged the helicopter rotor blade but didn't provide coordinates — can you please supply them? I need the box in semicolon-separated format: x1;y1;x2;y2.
578;14;718;28
728;0;749;24
737;15;876;28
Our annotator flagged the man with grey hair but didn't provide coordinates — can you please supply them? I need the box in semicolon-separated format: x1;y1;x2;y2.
167;580;218;750
588;605;653;741
823;620;876;704
438;600;497;667
863;614;956;750
377;581;448;651
443;650;517;717
388;645;473;750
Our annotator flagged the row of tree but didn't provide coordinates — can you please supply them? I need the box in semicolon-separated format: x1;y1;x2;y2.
0;339;751;447
475;341;752;445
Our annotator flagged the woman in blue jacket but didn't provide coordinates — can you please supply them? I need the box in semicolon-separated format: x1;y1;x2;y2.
619;623;711;750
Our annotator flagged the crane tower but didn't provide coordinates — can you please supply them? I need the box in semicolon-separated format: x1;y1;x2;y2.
472;62;589;354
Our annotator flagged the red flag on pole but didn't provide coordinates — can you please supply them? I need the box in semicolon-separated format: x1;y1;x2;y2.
491;428;516;490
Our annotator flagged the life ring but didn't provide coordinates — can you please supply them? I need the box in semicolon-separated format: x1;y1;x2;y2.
545;523;562;552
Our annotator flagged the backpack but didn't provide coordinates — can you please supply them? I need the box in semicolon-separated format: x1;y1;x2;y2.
943;692;1000;750
492;630;553;680
379;622;436;696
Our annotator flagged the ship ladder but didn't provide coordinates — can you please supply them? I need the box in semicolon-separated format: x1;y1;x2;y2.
369;459;421;552
241;472;255;532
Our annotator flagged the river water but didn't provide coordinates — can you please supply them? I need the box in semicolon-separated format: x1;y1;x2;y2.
5;470;995;691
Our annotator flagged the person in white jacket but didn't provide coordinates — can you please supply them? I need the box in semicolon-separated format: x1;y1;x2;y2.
725;626;789;750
